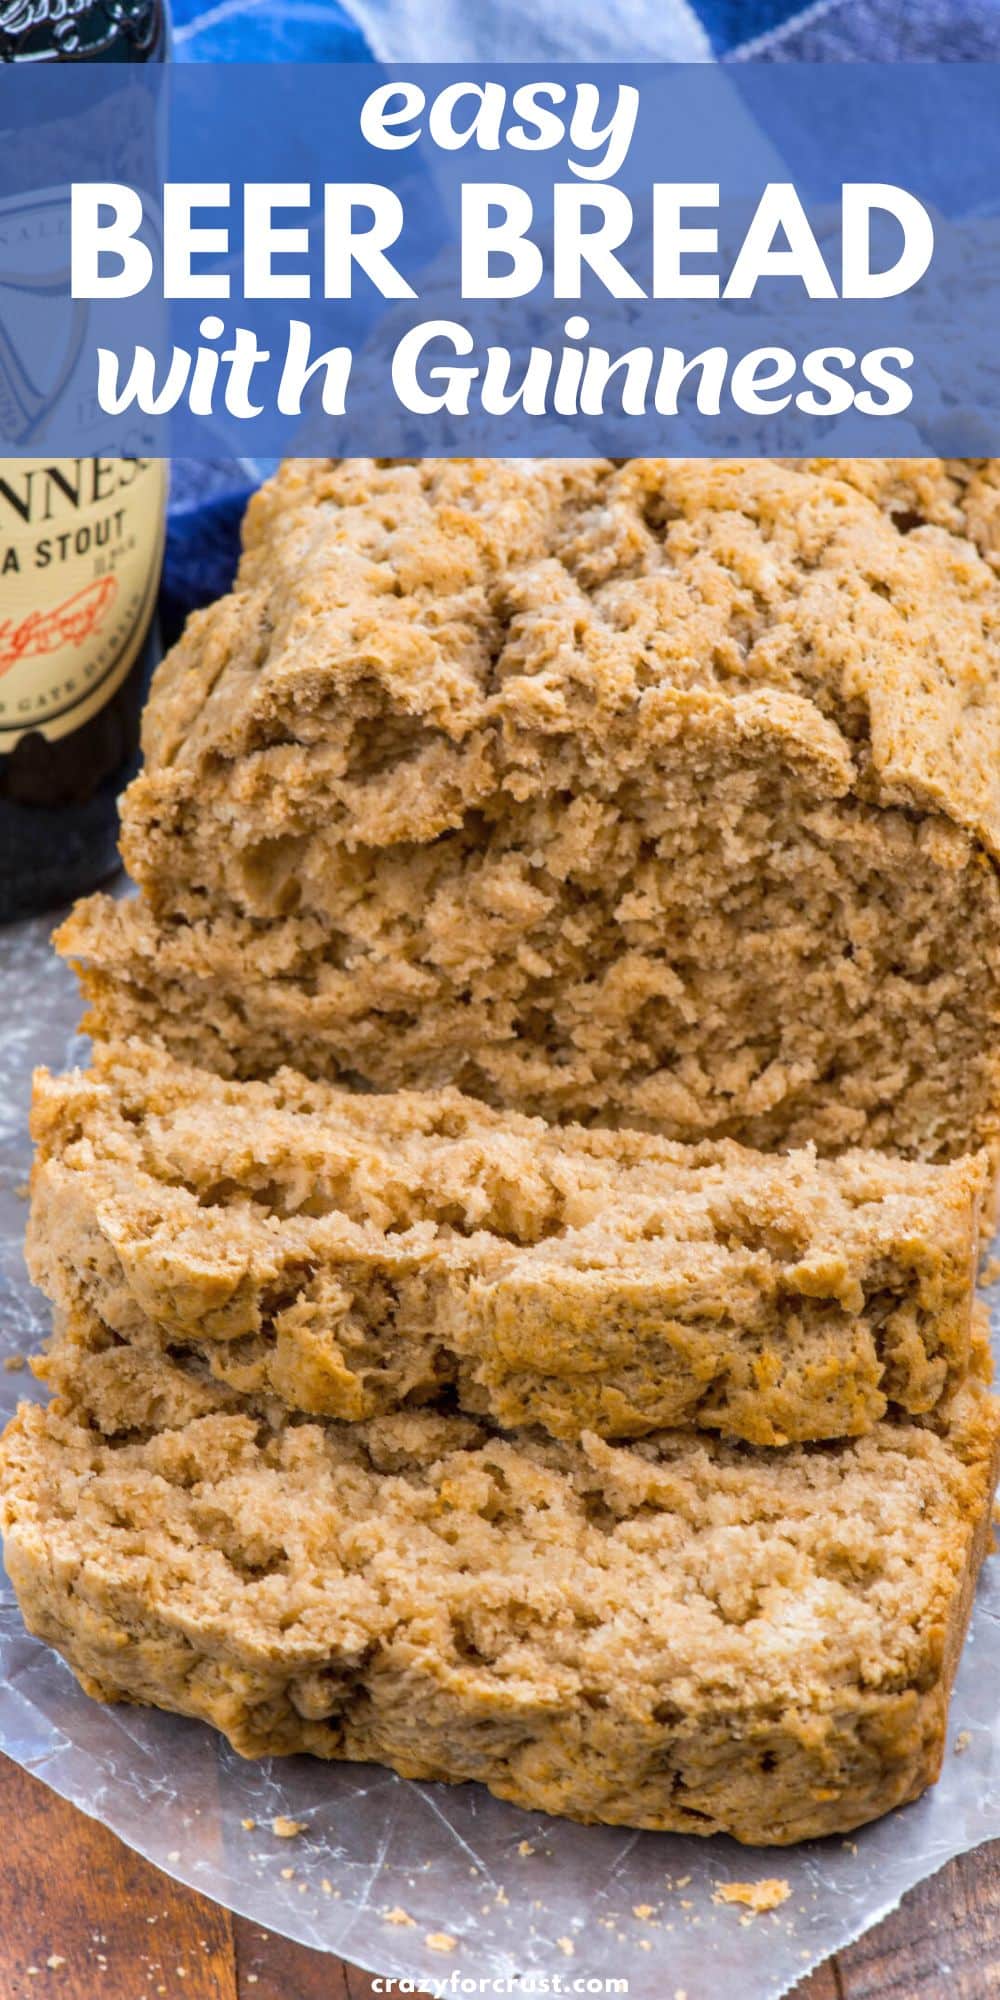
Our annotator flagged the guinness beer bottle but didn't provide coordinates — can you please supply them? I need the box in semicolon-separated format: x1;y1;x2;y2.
0;0;168;922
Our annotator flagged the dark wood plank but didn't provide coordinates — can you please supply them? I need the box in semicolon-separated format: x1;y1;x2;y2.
793;1841;1000;2000
794;1961;841;1999
0;1752;236;2000
233;1919;387;1997
834;1842;1000;1999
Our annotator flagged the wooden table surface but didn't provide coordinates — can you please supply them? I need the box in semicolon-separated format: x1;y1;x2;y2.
0;1755;996;2000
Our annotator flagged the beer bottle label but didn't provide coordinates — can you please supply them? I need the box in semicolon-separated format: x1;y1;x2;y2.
0;0;163;63
0;456;165;747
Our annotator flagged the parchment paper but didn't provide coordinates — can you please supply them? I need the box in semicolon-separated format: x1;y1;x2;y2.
2;902;998;2000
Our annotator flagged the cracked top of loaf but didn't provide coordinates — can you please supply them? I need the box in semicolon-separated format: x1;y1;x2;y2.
124;457;1000;885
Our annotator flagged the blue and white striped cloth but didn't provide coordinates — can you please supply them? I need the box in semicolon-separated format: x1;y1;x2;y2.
169;0;1000;65
162;0;1000;635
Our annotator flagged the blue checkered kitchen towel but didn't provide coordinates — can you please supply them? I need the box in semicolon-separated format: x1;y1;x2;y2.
162;0;1000;637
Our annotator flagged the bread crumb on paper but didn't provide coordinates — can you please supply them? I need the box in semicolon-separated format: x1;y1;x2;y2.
3;1354;26;1372
241;1817;256;1831
955;1729;972;1753
713;1878;790;1915
426;1932;456;1953
385;1907;416;1927
271;1815;306;1838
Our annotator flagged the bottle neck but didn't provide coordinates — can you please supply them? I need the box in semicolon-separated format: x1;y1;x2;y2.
0;0;165;63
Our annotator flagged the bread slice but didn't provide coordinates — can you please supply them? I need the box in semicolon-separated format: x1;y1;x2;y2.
58;457;1000;1163
2;1332;997;1845
27;1041;990;1447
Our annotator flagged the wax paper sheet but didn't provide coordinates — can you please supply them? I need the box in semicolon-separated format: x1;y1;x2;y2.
2;902;999;2000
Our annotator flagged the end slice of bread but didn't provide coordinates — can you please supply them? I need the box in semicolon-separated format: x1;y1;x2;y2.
2;1334;997;1844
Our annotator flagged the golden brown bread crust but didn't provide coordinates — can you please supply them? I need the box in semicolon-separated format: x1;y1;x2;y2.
128;457;1000;862
58;458;1000;1160
26;1040;990;1447
1;1334;997;1846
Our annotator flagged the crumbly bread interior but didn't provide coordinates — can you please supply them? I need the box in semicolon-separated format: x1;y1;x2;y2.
27;1041;988;1445
2;1332;997;1845
58;458;1000;1159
